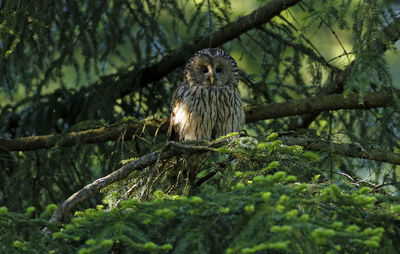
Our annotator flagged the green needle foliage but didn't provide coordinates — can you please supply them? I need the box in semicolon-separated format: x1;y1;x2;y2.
1;135;400;253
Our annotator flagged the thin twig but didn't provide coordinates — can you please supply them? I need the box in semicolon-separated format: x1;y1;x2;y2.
278;14;328;66
258;27;340;72
300;1;351;62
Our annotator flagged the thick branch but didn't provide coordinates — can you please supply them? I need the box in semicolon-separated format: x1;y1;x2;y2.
0;118;168;152
281;137;400;165
49;140;222;223
1;91;397;152
245;90;396;122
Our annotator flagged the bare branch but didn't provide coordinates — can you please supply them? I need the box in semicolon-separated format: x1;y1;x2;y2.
258;27;340;72
245;90;396;123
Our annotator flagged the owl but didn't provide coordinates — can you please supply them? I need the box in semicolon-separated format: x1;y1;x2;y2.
168;48;245;141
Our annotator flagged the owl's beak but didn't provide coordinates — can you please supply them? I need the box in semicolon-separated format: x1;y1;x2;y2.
209;76;214;85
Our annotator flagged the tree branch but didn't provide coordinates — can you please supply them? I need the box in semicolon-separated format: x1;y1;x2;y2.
49;140;224;223
258;27;341;72
281;137;400;165
1;90;397;152
0;118;169;152
245;90;397;122
49;133;400;223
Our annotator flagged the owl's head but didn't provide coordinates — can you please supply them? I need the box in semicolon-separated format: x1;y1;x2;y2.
184;48;239;88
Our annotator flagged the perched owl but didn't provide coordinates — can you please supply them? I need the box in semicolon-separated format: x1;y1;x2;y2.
168;48;245;141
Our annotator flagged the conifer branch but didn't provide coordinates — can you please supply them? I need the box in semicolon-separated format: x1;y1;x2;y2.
49;134;400;223
1;90;397;152
281;137;400;165
0;118;169;152
49;140;224;223
136;0;302;89
258;27;341;72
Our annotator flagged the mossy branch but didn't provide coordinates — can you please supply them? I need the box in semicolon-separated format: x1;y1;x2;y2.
1;91;396;152
0;118;168;152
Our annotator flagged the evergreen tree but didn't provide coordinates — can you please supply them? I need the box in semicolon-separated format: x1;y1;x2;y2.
1;0;400;253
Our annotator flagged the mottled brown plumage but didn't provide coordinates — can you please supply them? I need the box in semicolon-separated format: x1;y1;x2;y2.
168;48;245;141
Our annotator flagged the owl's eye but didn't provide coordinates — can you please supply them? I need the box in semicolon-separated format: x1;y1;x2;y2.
216;66;223;73
201;66;208;73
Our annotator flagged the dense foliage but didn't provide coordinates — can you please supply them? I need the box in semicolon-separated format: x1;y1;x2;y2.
2;135;400;253
1;0;400;253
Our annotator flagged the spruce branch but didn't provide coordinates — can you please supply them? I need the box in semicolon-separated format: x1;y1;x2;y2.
49;140;225;223
299;1;351;63
136;0;301;88
1;90;397;152
48;134;400;223
281;137;400;165
244;90;397;122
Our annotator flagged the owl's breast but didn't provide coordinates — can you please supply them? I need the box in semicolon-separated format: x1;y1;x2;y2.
172;85;244;140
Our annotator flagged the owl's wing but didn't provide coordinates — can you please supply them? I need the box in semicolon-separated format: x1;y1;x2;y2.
167;105;179;141
167;84;184;141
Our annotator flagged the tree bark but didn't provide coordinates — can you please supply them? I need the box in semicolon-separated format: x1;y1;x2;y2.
0;118;168;152
245;90;396;123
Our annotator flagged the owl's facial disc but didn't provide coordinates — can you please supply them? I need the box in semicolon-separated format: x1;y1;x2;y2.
189;55;232;87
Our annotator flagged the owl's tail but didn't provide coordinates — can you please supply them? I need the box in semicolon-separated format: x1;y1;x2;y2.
166;153;208;194
115;152;209;201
